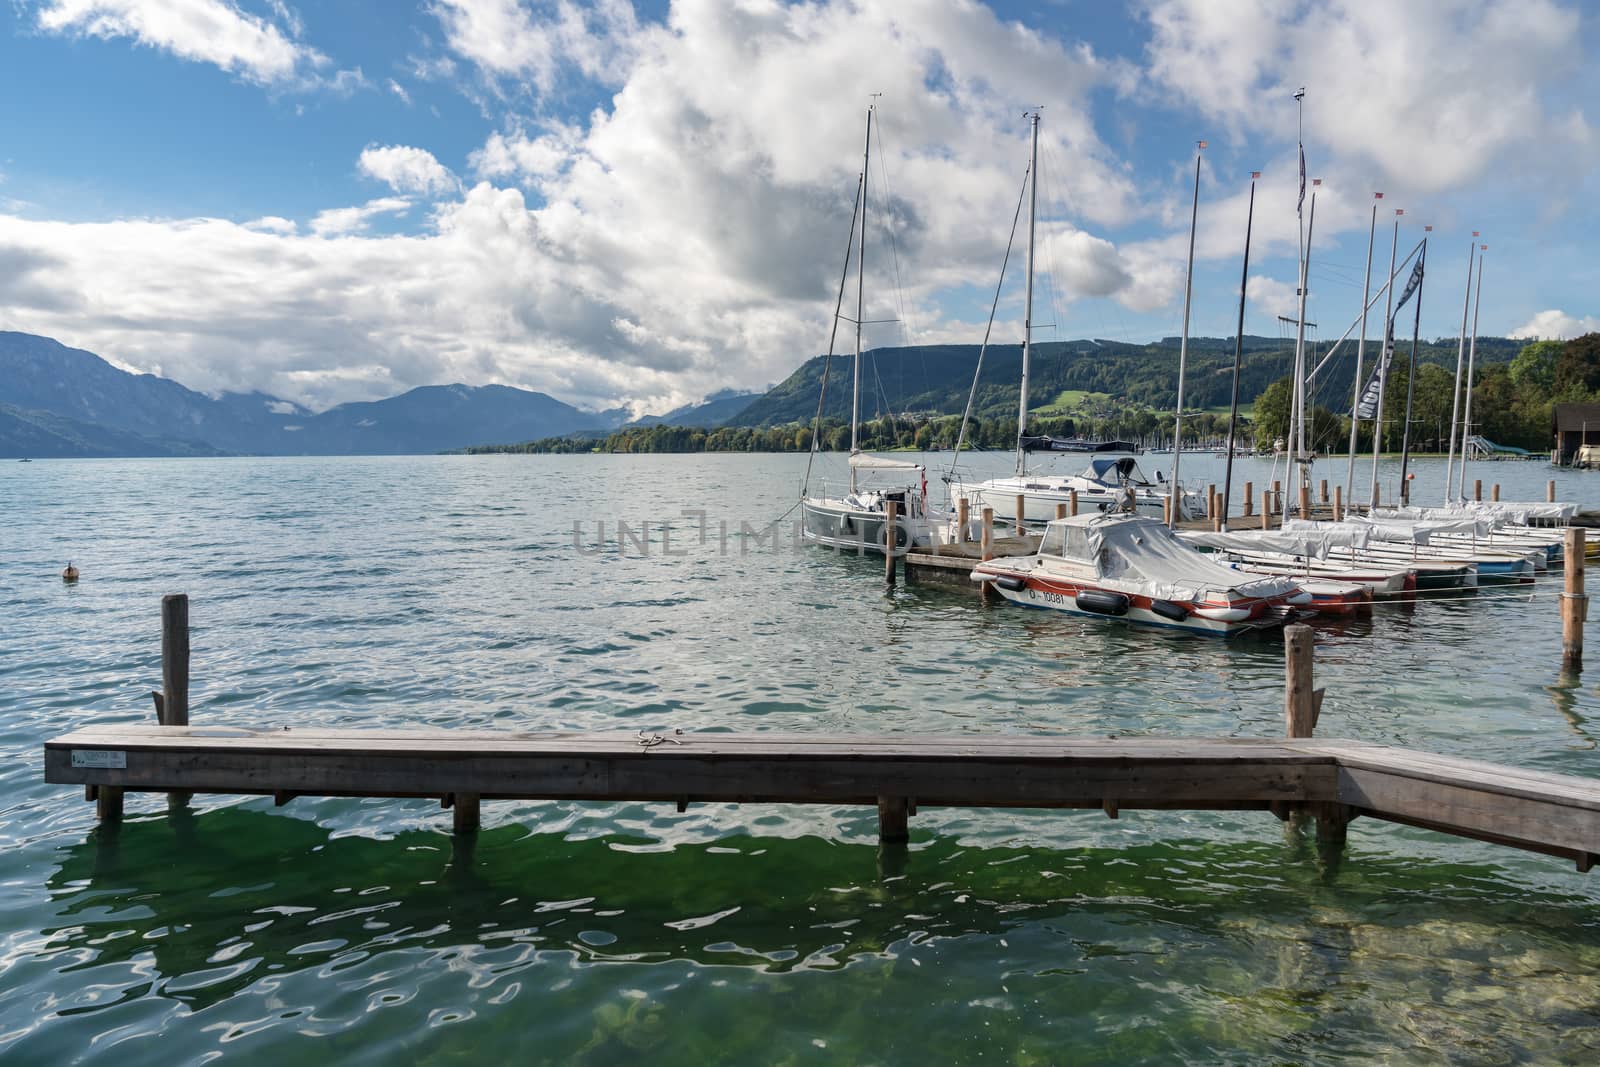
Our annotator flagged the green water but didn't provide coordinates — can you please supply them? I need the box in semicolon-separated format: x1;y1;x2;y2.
3;453;1599;1063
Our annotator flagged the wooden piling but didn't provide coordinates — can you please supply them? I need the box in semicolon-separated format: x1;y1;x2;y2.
1319;479;1328;504
877;796;910;843
1068;489;1079;517
1055;502;1068;521
1549;479;1558;503
1474;479;1482;502
1492;483;1500;502
160;594;189;727
956;497;969;544
1261;491;1270;530
1563;528;1587;670
1014;494;1026;537
884;501;898;586
1272;480;1281;515
453;792;480;835
980;507;994;561
1333;485;1343;523
96;785;124;825
1243;481;1253;517
1211;492;1222;532
1298;483;1311;521
1162;496;1172;525
1206;484;1216;518
1285;624;1317;739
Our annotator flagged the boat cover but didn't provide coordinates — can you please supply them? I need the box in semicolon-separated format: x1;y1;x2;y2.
1184;525;1371;559
1288;515;1490;545
1020;436;1139;454
848;452;925;472
1050;514;1297;602
1376;501;1578;524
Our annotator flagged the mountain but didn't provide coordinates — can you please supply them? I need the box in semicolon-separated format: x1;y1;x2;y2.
0;332;625;456
631;388;760;428
732;335;1523;427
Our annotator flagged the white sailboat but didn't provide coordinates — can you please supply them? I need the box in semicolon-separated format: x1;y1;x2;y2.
961;114;1201;525
800;104;942;554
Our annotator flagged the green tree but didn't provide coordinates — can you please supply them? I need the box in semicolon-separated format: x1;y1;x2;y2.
1253;376;1294;446
1510;339;1562;395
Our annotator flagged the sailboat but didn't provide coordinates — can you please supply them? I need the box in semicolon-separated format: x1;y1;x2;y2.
800;104;942;554
960;114;1201;525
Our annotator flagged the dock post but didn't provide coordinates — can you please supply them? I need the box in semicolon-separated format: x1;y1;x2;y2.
884;501;898;587
1211;489;1222;532
1298;483;1311;521
1332;485;1343;522
1243;482;1253;517
1563;528;1587;671
1055;502;1067;521
1260;491;1270;530
97;786;124;825
1474;479;1482;502
453;793;481;835
980;508;994;561
877;796;909;843
1162;497;1172;525
1549;479;1558;503
1319;479;1328;504
1284;624;1318;739
956;497;970;544
1492;483;1500;502
1014;495;1026;537
1272;481;1281;516
1068;489;1078;517
160;594;189;727
1206;484;1216;518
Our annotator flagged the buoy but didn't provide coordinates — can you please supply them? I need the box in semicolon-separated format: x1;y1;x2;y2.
62;562;79;583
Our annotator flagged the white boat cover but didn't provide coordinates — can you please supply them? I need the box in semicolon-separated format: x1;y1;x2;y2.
1376;501;1578;524
848;452;925;472
1183;525;1370;559
1290;514;1490;545
1047;514;1296;602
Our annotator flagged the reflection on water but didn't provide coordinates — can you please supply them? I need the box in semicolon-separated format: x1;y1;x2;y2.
3;453;1600;1063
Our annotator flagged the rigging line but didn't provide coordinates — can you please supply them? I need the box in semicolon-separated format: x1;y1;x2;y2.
866;117;918;357
802;171;865;499
950;161;1031;472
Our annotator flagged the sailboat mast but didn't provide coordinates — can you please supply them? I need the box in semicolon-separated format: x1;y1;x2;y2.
1291;187;1316;511
1344;198;1377;512
1220;170;1257;533
1367;214;1400;509
1288;89;1307;495
1457;248;1485;501
1443;236;1476;504
1015;111;1040;477
849;103;873;491
1397;235;1428;501
1168;142;1204;527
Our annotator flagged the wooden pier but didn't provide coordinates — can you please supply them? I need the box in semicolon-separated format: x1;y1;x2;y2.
40;605;1600;873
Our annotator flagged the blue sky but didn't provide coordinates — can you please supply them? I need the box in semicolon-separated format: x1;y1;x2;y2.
0;0;1594;414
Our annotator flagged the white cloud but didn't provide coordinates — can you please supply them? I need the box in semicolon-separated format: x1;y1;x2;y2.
36;0;328;85
429;0;641;92
387;78;412;104
309;197;412;237
1510;310;1600;340
244;215;297;234
358;145;459;197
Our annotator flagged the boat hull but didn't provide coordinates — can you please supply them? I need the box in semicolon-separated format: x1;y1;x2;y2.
979;572;1298;636
801;499;936;555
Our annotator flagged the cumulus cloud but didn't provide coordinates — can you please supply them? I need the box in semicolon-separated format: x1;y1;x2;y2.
358;145;459;197
309;197;411;237
1510;310;1600;340
35;0;330;85
430;0;641;93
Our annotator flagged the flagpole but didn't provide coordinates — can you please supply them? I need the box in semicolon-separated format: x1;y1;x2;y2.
1289;89;1307;496
1457;247;1485;502
1344;197;1378;514
1397;234;1428;502
1368;212;1401;509
1169;141;1203;527
1443;235;1477;504
1221;171;1258;532
1292;186;1317;512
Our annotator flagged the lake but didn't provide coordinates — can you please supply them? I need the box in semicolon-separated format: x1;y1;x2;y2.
3;450;1598;1064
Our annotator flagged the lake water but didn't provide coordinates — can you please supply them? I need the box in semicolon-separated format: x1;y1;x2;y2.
3;450;1599;1064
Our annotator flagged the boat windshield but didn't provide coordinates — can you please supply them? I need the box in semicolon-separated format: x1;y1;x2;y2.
1076;455;1154;487
1039;523;1096;562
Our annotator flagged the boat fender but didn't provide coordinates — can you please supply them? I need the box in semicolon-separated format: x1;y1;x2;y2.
1149;599;1188;622
993;575;1028;592
1075;589;1130;616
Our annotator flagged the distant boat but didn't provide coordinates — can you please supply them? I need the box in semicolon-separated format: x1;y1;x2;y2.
18;458;31;463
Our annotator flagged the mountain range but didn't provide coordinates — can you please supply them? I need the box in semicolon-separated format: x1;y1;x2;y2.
0;328;1519;457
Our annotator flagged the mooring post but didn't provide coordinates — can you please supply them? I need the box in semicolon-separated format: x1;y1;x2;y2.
1332;485;1343;523
1549;479;1558;503
1319;479;1328;504
1492;483;1500;502
97;786;124;824
1207;484;1216;519
884;500;899;587
1474;479;1482;502
1162;496;1172;525
160;594;189;727
1563;527;1587;671
1298;482;1311;521
877;796;909;843
956;497;970;544
1068;489;1079;517
980;507;994;561
1243;481;1253;517
1014;494;1026;537
1272;480;1281;516
1261;491;1270;531
453;792;481;835
1284;624;1318;738
1055;502;1067;521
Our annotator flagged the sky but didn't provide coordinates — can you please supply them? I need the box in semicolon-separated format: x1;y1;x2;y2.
0;0;1595;416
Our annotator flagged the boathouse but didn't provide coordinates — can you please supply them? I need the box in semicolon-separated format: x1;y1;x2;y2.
1553;403;1600;466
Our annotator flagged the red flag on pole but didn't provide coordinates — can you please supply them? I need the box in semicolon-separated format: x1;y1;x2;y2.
1472;230;1480;236
1251;171;1261;179
1396;209;1404;216
1375;192;1384;199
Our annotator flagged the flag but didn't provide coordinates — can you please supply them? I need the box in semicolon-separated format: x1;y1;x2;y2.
1396;209;1404;216
1251;170;1261;179
1356;251;1426;420
1375;192;1384;199
1472;230;1480;236
1297;143;1306;213
1197;140;1207;149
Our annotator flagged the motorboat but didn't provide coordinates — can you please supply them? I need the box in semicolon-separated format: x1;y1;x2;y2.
965;452;1204;525
971;511;1309;635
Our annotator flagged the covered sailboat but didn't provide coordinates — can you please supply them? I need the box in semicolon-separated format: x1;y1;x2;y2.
971;512;1309;635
